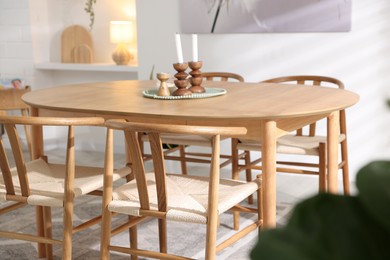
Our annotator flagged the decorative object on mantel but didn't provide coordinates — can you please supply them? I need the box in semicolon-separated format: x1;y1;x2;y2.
61;25;93;63
157;72;171;97
110;21;134;65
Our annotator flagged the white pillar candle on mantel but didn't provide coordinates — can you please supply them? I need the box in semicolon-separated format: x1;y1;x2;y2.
175;33;184;64
192;34;198;62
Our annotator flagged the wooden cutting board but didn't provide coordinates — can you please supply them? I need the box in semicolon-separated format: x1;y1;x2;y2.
61;25;94;63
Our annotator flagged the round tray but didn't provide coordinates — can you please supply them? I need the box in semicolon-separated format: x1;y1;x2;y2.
142;87;227;100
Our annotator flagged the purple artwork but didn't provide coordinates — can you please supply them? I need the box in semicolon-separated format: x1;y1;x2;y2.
180;0;352;33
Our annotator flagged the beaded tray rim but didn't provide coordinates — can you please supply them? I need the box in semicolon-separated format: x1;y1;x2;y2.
142;87;227;100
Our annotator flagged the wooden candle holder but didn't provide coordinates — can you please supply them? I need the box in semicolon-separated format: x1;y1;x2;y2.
157;72;170;96
172;63;191;96
188;61;205;93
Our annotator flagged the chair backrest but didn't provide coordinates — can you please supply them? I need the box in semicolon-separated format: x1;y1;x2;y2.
202;72;244;82
261;75;346;136
0;86;31;111
105;120;247;214
0;86;32;159
0;115;104;202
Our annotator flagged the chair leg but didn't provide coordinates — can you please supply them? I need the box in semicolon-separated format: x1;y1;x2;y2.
341;140;350;195
101;128;114;260
21;109;33;161
63;125;76;259
43;206;53;260
137;132;145;160
129;216;138;260
62;202;74;259
205;213;218;260
257;174;263;234
231;138;239;180
233;212;240;231
36;206;47;258
319;142;327;193
158;219;167;253
231;138;240;230
342;166;350;195
100;207;112;260
245;150;254;204
179;145;188;175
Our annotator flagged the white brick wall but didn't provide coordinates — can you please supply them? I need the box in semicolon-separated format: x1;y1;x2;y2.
0;0;34;86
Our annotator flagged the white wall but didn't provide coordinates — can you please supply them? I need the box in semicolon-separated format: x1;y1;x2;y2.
136;0;390;181
1;0;390;184
0;0;34;85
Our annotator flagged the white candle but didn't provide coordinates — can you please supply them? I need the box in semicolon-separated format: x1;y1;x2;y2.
175;33;184;64
192;34;198;62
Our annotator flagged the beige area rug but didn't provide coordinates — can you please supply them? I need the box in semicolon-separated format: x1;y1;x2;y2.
0;149;301;259
0;186;294;260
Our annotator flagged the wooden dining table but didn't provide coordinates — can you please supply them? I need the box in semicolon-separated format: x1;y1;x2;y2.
22;79;359;255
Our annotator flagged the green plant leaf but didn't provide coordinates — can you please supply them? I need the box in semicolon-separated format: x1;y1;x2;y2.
356;161;390;233
149;65;155;80
251;161;390;260
85;0;97;31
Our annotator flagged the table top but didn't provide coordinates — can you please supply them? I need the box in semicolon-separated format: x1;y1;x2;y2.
22;80;359;120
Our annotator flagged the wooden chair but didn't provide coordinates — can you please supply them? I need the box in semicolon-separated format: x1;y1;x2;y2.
0;116;131;259
0;86;32;160
101;120;262;260
232;75;350;194
139;72;245;176
201;72;244;82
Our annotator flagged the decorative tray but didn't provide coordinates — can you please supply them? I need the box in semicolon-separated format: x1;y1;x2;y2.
142;87;227;100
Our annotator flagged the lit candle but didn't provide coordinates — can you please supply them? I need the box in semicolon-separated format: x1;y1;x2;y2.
175;33;184;64
192;34;198;62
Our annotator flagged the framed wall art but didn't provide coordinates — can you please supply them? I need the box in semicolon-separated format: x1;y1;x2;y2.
180;0;352;33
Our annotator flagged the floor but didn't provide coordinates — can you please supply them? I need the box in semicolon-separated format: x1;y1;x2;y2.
0;147;354;259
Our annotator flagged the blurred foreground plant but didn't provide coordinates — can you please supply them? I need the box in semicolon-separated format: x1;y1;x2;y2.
251;161;390;260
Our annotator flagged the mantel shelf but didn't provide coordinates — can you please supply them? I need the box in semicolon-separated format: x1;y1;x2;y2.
34;62;138;72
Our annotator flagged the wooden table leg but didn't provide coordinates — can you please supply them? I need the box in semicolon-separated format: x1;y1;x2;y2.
261;120;277;228
327;111;340;194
